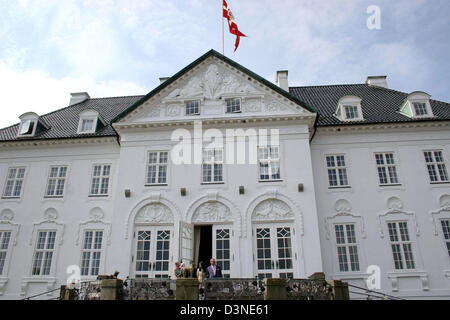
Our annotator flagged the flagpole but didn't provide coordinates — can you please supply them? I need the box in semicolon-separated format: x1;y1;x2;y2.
222;1;225;55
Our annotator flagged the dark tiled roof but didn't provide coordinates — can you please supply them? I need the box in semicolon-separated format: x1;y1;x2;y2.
289;84;450;126
0;95;143;142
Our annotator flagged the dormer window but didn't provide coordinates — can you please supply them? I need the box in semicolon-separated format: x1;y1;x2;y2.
400;92;434;119
335;96;364;122
77;109;105;134
17;112;49;138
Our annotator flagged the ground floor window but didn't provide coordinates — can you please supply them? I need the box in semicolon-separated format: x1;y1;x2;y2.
80;230;104;277
134;226;172;278
254;224;295;279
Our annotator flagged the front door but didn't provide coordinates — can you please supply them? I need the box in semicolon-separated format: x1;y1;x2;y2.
133;226;173;278
254;224;296;279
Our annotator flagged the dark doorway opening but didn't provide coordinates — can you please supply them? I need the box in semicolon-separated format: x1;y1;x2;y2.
197;225;212;269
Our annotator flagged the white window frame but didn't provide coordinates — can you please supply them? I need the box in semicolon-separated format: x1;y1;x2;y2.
31;230;57;276
213;226;232;278
18;119;38;137
146;151;169;186
258;146;281;182
202;148;224;184
440;219;450;259
423;150;449;183
44;166;68;198
326;155;350;188
335;96;364;122
77;109;102;134
226;98;242;113
185;100;200;116
375;152;400;186
2;167;26;199
0;231;12;277
334;223;360;272
387;221;416;270
89;164;112;196
80;230;104;277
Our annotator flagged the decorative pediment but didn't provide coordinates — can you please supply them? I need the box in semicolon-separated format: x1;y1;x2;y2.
119;56;313;124
252;199;294;222
192;201;232;223
135;203;174;224
76;207;112;246
377;197;420;238
430;194;450;236
324;199;366;240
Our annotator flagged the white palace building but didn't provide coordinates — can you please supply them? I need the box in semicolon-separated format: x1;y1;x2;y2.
0;50;449;299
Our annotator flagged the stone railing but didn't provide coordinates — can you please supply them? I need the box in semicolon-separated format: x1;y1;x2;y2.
200;278;264;300
124;279;176;300
286;279;332;300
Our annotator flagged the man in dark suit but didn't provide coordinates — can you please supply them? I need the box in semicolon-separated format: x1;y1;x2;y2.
206;258;223;279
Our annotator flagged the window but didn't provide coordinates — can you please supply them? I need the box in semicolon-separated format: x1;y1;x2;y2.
215;228;231;277
387;222;415;270
413;103;428;116
45;166;68;197
186;101;200;115
90;165;111;196
146;152;168;185
202;149;223;183
31;231;56;276
375;153;399;185
0;231;11;275
80;231;103;277
80;119;94;133
226;98;241;113
441;220;450;258
259;147;281;181
2;167;26;198
19;120;36;136
424;151;449;183
344;105;359;120
335;224;360;272
326;155;349;187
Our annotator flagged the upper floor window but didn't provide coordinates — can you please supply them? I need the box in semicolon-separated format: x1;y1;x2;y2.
226;98;241;113
45;166;68;197
0;231;12;275
202;148;224;183
326;155;349;187
424;151;449;183
413;103;428;117
77;109;105;134
185;101;200;116
146;152;168;185
375;153;399;185
2;167;26;198
441;220;450;258
80;230;104;277
31;231;56;276
90;165;111;196
335;96;364;122
334;224;360;272
258;146;281;181
387;222;415;270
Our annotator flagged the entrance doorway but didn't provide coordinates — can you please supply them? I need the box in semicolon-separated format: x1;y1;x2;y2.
196;225;212;269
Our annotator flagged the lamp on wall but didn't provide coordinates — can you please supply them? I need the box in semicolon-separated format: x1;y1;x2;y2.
181;188;187;197
239;186;245;195
124;189;131;198
298;184;304;192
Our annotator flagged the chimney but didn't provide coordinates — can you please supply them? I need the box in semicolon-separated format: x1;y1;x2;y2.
70;92;90;106
366;76;388;89
276;70;289;92
159;77;170;84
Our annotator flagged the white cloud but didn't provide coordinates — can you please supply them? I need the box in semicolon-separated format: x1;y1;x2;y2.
0;62;147;128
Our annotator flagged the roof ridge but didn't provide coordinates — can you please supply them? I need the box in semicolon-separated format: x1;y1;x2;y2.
89;94;146;100
290;83;366;89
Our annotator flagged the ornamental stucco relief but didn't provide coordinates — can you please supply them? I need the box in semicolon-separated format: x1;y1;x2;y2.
135;203;174;224
252;199;293;221
192;201;232;223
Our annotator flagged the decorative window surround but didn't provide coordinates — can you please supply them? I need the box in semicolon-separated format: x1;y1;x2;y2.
324;199;366;240
430;195;450;258
77;109;106;134
16;112;49;138
76;207;112;247
399;92;434;119
22;208;64;296
0;209;20;296
377;197;420;239
334;96;364;122
387;271;429;292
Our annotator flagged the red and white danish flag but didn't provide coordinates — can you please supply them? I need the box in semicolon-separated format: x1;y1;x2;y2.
223;0;247;52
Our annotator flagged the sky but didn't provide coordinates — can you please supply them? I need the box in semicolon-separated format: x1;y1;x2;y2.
0;0;449;129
